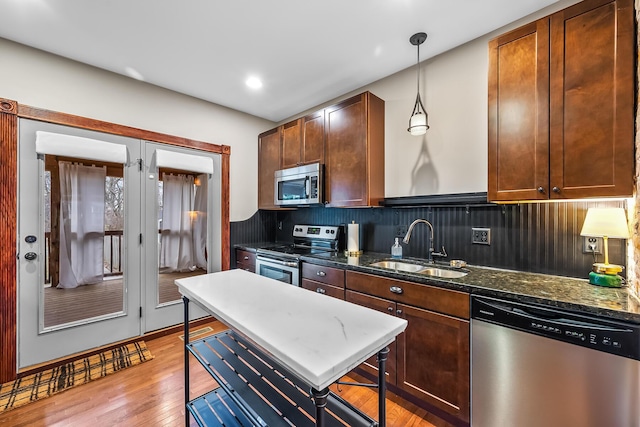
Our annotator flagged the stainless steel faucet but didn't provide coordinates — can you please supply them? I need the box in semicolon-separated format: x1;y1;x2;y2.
403;219;447;263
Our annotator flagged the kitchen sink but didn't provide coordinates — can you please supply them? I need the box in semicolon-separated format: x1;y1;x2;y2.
368;260;468;278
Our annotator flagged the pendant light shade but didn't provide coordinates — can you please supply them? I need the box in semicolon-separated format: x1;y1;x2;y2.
408;32;429;136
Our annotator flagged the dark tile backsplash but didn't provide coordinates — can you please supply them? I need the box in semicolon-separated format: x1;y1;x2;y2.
231;199;627;279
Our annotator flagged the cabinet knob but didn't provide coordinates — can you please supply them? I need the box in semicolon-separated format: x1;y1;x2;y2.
316;271;326;277
396;309;403;316
537;187;545;194
243;256;249;260
552;186;560;193
390;286;403;294
387;307;393;313
316;287;326;294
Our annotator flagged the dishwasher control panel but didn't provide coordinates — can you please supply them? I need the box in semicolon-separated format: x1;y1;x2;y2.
472;296;640;360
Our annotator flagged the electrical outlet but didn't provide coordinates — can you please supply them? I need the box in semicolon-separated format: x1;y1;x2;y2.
582;236;603;254
396;226;408;237
472;227;491;245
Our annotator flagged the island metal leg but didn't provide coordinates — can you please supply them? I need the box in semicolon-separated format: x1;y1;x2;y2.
377;347;390;427
311;387;330;427
183;296;190;427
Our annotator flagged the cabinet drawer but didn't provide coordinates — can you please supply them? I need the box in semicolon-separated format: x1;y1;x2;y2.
346;271;469;319
301;279;345;300
302;263;345;287
236;249;255;264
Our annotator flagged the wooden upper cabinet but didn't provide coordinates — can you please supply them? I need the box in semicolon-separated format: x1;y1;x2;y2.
301;110;325;165
281;119;302;169
281;112;325;169
258;128;281;209
325;92;385;207
549;0;634;199
488;20;550;201
488;0;634;202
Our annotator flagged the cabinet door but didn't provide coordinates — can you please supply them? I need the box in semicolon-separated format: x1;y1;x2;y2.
325;93;384;207
488;20;550;201
346;290;397;385
396;303;470;423
301;110;324;165
258;128;281;209
281;119;302;169
549;0;634;199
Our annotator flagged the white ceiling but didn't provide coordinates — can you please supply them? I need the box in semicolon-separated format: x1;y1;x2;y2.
0;0;559;122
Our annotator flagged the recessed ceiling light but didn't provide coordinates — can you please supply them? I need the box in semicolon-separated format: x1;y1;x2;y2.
245;76;263;89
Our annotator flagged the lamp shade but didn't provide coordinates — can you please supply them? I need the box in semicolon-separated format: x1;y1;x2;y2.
580;208;629;239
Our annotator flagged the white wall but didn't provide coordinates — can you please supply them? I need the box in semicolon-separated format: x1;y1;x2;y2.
0;37;274;222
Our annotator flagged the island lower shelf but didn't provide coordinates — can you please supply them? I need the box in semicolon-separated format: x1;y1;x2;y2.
186;329;376;427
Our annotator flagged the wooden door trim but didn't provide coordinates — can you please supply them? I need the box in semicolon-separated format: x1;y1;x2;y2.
0;97;232;382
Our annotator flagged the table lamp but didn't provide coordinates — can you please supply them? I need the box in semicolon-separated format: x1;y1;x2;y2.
580;207;629;287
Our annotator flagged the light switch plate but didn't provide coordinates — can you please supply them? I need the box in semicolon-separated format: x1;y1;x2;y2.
472;227;491;245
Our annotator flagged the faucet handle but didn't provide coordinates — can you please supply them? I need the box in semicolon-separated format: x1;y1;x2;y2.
431;245;447;258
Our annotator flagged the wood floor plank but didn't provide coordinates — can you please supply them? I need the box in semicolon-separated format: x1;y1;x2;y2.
0;320;452;427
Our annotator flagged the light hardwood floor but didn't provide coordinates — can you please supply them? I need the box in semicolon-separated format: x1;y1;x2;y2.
0;320;454;427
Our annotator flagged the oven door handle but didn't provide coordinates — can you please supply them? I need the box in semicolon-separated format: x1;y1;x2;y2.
257;256;299;268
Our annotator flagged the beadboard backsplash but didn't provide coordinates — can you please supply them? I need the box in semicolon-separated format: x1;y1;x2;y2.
231;199;628;279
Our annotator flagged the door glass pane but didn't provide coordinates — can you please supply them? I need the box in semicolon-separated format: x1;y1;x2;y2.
157;171;208;304
43;156;125;329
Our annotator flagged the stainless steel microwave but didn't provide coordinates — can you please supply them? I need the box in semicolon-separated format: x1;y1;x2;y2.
274;163;323;206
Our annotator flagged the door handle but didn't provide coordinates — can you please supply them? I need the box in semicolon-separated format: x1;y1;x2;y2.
24;252;37;261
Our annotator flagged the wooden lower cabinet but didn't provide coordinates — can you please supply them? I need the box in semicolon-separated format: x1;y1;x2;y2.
301;279;344;299
346;290;397;386
396;303;470;424
345;270;470;424
235;249;256;272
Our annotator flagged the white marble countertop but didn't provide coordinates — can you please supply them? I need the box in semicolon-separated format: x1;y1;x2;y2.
176;269;408;390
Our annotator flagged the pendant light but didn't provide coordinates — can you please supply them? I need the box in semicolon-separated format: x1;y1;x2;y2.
407;32;429;136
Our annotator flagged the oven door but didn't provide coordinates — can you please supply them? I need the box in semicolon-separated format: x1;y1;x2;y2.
255;256;300;286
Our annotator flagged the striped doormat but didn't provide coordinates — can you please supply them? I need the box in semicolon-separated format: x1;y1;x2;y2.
0;341;154;413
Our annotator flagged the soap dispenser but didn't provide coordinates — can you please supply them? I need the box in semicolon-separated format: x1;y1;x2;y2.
391;238;403;259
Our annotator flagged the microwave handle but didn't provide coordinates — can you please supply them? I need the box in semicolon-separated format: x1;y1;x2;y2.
305;176;310;198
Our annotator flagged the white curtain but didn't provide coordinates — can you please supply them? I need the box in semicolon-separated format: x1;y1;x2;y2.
159;174;196;272
192;174;208;270
58;162;106;289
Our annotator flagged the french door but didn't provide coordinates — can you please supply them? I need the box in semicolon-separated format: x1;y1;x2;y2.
17;119;216;369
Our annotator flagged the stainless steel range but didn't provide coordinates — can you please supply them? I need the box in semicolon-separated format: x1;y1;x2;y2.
255;225;344;286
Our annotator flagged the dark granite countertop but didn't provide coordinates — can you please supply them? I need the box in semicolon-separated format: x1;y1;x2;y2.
299;251;640;324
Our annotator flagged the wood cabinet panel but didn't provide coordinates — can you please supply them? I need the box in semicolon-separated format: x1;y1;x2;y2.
346;290;397;385
396;303;470;423
302;263;344;287
488;0;633;202
301;279;345;300
235;249;256;272
281;119;302;169
325;92;384;207
549;0;634;199
258;128;281;209
346;271;469;319
488;20;549;201
302;111;324;165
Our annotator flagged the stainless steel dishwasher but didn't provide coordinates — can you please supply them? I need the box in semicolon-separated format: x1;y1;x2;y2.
471;295;640;427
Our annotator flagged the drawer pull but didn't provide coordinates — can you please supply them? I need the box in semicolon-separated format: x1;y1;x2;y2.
390;286;403;294
316;287;326;294
243;256;250;260
387;307;393;313
396;309;403;316
316;271;326;277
